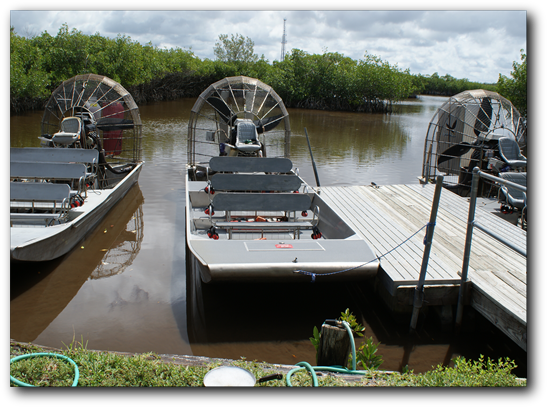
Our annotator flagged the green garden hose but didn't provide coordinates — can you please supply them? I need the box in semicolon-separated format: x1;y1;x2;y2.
286;321;369;387
10;353;79;387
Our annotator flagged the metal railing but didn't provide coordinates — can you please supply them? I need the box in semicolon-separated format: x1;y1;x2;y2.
410;175;444;333
454;167;527;332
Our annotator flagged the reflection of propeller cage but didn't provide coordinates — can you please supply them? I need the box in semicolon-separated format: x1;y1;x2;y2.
422;89;526;184
40;74;143;164
90;204;144;279
187;76;291;165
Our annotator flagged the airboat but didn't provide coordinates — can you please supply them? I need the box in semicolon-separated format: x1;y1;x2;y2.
420;89;527;220
10;74;144;262
185;76;379;284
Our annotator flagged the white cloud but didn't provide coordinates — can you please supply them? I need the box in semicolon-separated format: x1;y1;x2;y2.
9;9;527;83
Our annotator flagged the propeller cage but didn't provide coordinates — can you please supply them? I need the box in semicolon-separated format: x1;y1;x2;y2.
40;74;143;164
187;76;291;166
421;89;526;187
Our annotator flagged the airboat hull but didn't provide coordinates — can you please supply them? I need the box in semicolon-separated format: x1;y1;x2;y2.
187;238;379;284
10;74;144;263
184;76;379;284
10;163;143;262
185;170;379;284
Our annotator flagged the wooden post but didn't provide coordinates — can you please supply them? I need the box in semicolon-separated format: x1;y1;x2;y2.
316;323;351;367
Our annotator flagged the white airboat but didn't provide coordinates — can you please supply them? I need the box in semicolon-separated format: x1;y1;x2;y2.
420;89;527;223
185;76;379;284
10;74;144;262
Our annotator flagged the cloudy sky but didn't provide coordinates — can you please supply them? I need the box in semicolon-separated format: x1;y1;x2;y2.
8;4;532;84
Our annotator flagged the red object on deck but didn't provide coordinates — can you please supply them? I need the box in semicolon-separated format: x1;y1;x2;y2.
102;102;124;155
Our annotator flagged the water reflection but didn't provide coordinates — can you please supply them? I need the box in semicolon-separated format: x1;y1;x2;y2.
140;99;193;162
11;185;144;342
289;108;409;165
10;95;526;376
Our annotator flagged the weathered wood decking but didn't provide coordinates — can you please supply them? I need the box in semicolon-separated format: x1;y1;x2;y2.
320;183;527;350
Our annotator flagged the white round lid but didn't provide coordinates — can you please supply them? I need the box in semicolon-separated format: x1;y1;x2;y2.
203;366;256;387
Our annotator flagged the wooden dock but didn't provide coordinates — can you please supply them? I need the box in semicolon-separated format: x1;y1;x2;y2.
320;183;527;351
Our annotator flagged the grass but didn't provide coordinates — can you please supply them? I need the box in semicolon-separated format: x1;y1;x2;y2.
9;341;526;387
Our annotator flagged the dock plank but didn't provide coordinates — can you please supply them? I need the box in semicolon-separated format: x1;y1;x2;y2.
321;185;461;286
375;184;466;278
320;182;526;349
470;269;526;324
403;184;526;274
322;186;422;281
350;185;462;282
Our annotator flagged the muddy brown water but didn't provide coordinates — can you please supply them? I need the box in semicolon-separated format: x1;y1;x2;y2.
9;96;527;377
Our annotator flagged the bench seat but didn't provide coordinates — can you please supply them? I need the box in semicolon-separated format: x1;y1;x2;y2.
10;212;64;225
200;157;319;240
10;182;71;225
212;192;311;212
211;173;301;192
209;193;318;239
11;147;99;166
10;161;88;196
215;221;314;229
209;156;293;173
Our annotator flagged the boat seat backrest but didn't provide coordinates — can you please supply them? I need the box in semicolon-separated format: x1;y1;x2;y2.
234;121;262;152
499;172;527;205
499;172;527;187
236;120;258;143
10;182;71;204
209;157;293;173
498;137;526;165
212;192;311;212
60;117;82;134
11;182;71;224
11;162;87;181
10;147;99;166
211;173;302;192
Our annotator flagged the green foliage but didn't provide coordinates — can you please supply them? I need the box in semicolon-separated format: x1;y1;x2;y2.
340;308;365;336
386;355;525;387
309;326;321;352
214;33;259;63
10;27;51;99
310;308;375;370
353;336;384;370
497;50;527;118
10;341;524;387
339;309;383;370
10;24;197;94
268;50;417;111
414;72;497;96
309;308;366;352
10;25;520;115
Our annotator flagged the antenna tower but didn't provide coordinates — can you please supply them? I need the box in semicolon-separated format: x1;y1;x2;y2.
281;18;287;61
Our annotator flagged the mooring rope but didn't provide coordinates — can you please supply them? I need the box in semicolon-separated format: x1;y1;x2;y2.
294;223;433;283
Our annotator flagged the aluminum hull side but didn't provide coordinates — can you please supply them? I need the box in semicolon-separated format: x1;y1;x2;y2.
10;163;143;262
186;237;379;283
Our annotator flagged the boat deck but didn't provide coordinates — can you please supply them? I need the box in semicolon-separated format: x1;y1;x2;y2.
320;183;527;350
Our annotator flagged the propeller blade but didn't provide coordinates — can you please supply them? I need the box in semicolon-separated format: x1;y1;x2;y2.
254;114;283;134
207;97;237;125
474;97;492;137
446;120;457;130
437;142;473;165
96;118;134;131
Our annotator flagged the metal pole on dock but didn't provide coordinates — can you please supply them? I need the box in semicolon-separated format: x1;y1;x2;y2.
409;175;443;333
304;128;321;188
454;167;480;333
